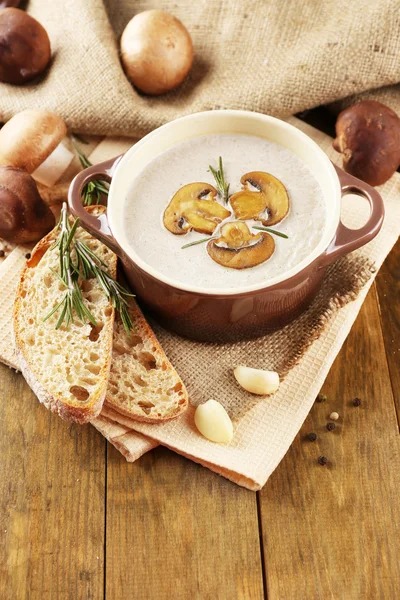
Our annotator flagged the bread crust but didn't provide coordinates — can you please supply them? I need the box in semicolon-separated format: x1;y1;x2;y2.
13;207;115;424
104;297;188;423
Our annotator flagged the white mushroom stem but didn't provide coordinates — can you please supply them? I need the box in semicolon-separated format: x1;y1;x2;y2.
37;181;70;207
32;141;74;188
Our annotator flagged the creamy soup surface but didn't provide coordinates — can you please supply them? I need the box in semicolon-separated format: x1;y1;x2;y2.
123;134;327;291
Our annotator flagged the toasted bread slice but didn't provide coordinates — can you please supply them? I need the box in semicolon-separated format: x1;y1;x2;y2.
13;207;116;423
105;297;188;423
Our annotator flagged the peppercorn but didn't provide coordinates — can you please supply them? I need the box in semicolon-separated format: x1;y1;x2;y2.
0;250;4;257
353;397;361;406
307;432;317;442
316;393;327;403
326;422;336;431
330;411;339;421
25;253;31;259
318;456;328;465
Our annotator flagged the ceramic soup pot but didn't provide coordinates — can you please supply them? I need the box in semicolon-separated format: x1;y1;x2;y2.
68;111;384;342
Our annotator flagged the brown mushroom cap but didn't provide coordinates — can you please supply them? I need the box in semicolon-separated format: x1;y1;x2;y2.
0;166;55;243
230;172;290;226
163;182;231;235
333;100;400;187
0;8;51;84
0;1;20;7
207;222;275;269
0;109;67;173
120;10;193;95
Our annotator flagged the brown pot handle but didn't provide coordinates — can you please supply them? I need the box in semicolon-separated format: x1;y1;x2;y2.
320;164;385;267
68;155;123;256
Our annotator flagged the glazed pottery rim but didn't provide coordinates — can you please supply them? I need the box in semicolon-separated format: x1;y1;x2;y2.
107;110;341;296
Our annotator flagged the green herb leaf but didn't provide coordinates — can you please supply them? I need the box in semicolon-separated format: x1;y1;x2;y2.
72;139;110;206
252;226;289;239
209;156;230;204
72;134;89;145
181;236;216;249
44;203;135;334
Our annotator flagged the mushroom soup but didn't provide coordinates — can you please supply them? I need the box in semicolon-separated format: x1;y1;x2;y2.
123;133;327;291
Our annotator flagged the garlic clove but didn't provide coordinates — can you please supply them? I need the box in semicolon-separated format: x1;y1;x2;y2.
234;365;280;395
194;399;233;444
32;141;74;188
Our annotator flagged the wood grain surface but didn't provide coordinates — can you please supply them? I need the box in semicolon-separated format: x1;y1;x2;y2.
0;367;106;600
0;113;399;599
106;445;264;599
259;284;400;600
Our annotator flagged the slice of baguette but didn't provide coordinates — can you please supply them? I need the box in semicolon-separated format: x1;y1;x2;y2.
14;207;116;424
105;295;188;423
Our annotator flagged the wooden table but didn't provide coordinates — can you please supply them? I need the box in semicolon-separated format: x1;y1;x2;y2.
1;111;399;599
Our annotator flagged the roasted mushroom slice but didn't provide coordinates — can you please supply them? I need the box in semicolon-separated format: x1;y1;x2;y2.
230;171;289;226
207;222;275;269
163;182;231;235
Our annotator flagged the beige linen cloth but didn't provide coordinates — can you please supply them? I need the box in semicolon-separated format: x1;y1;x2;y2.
1;119;399;490
1;0;400;135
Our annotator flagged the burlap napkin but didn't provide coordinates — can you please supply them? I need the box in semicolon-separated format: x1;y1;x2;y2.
1;118;399;489
1;0;399;136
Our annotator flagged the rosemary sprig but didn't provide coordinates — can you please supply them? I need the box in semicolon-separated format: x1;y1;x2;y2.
252;226;289;239
72;139;109;206
73;238;134;333
181;236;215;249
72;134;89;145
44;204;134;333
209;156;230;204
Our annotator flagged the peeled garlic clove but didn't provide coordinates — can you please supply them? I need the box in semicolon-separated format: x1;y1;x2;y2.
194;399;233;444
234;365;280;395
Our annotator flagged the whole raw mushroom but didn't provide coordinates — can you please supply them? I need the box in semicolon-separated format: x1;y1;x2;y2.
0;166;55;243
120;10;194;95
333;100;400;186
0;1;20;7
0;8;51;84
0;109;74;188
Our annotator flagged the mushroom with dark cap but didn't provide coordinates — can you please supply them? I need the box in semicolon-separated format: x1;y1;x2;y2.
333;100;400;187
207;222;275;269
230;172;289;226
0;8;51;84
163;182;231;235
0;166;55;243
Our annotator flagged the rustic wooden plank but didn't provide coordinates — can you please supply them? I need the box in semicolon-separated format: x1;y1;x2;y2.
375;239;400;423
106;445;264;600
258;286;400;599
0;366;106;599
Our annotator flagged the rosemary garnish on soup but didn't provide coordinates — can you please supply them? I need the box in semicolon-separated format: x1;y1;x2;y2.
209;156;230;204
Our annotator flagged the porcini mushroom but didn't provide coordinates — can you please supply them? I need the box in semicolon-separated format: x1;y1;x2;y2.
120;10;193;95
333;100;400;186
207;222;275;269
0;8;51;84
0;166;55;243
0;1;20;7
230;172;289;226
0;109;74;187
163;182;231;235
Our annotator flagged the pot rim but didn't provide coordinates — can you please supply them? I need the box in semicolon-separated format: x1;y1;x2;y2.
107;110;341;296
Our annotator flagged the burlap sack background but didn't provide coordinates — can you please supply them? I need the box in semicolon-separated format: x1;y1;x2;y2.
1;0;399;136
